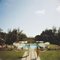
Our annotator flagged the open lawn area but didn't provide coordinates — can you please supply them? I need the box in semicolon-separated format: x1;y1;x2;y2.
40;50;60;60
0;50;25;60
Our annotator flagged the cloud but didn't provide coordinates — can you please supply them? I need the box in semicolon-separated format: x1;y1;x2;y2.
56;6;60;13
35;9;46;15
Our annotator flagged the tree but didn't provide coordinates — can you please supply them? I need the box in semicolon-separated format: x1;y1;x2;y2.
58;27;60;35
18;33;27;41
35;29;57;44
52;26;57;34
0;28;6;41
57;27;60;45
5;28;27;45
35;35;40;41
0;28;3;32
5;29;17;45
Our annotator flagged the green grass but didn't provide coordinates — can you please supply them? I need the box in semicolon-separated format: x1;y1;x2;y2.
0;50;25;60
40;50;60;60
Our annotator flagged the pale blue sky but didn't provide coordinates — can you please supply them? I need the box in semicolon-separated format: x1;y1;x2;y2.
0;0;60;37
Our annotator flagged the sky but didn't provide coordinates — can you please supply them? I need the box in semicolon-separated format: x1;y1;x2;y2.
0;0;60;37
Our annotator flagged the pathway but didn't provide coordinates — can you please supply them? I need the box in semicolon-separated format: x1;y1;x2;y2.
21;49;41;60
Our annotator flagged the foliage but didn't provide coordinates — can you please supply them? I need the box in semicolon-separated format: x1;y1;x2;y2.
35;27;60;45
0;28;27;45
0;27;60;45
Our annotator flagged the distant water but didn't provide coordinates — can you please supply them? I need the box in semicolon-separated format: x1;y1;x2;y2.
23;44;37;49
30;44;37;49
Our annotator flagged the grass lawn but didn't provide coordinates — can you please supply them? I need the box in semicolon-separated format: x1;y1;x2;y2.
0;50;25;60
40;50;60;60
